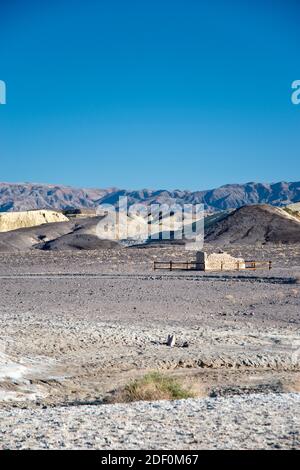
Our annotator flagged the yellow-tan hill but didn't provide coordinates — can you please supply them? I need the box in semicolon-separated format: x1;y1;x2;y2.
0;210;69;233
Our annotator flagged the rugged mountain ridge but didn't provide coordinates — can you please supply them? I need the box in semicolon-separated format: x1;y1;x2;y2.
0;181;299;213
0;183;115;212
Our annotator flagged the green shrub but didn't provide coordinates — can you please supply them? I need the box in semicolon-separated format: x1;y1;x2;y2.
105;371;195;404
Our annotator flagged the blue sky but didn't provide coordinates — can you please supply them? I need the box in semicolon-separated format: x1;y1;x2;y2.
0;0;299;190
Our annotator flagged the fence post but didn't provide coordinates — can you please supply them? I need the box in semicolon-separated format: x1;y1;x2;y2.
170;261;173;272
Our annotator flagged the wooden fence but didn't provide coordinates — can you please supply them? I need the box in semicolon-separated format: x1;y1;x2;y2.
153;260;272;272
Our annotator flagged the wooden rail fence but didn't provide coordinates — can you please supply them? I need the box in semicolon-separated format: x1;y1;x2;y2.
153;260;272;272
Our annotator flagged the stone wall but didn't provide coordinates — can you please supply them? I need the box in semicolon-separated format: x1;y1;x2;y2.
196;251;245;271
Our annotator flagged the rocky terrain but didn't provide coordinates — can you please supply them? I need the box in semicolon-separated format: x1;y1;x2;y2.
0;244;299;448
1;180;300;212
0;394;299;449
0;190;299;449
0;203;299;253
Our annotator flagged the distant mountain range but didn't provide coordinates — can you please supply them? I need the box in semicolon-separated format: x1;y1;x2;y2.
0;181;299;213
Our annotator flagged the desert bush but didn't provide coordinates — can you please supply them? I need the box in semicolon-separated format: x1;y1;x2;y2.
104;371;195;404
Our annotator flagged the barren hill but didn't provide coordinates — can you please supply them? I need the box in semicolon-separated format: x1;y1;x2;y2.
205;204;300;244
0;219;75;252
0;217;119;252
38;216;119;251
0;210;68;233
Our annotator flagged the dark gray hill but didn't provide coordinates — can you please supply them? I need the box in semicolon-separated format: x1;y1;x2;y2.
205;205;300;244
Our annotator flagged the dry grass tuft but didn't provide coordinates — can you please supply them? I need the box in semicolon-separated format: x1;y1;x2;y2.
104;372;195;404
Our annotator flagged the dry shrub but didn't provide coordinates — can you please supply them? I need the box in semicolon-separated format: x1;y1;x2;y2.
105;372;195;404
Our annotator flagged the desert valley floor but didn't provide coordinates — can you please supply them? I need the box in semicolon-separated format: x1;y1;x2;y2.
0;244;299;449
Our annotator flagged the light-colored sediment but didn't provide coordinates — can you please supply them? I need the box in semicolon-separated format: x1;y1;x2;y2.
0;210;68;233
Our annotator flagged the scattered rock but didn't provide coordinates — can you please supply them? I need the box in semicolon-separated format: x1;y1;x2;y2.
167;335;176;347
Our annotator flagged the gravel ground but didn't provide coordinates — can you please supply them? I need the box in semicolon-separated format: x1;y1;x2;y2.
0;246;299;449
0;243;300;274
0;393;299;449
0;267;299;406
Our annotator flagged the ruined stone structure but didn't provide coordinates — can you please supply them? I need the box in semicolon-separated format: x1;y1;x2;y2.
195;251;245;271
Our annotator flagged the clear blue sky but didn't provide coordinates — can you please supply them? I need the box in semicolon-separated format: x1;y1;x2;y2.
0;0;299;190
